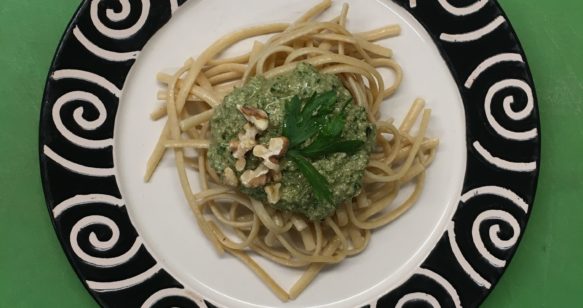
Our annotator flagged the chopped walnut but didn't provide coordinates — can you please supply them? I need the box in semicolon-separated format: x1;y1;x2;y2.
265;183;282;204
237;105;269;131
234;158;246;172
229;123;258;171
228;140;239;152
223;167;238;187
240;164;269;188
252;137;289;170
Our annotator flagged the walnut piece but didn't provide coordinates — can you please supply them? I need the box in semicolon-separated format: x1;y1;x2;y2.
234;158;246;172
240;164;269;188
264;183;282;204
237;105;269;131
229;123;259;171
223;167;238;187
252;137;289;170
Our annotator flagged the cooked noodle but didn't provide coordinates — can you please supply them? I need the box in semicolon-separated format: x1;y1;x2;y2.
145;0;437;301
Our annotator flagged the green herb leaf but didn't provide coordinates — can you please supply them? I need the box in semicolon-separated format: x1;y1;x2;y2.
316;90;339;115
301;139;364;158
282;95;300;138
288;150;333;205
299;92;321;121
282;91;364;207
322;113;345;137
284;91;342;148
301;90;336;119
283;95;319;147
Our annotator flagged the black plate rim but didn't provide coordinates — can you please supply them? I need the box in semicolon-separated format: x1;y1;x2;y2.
38;1;541;307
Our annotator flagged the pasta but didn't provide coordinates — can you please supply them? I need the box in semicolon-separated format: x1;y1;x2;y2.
145;0;438;301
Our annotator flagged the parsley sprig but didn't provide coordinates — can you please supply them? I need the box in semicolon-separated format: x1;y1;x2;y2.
282;91;364;205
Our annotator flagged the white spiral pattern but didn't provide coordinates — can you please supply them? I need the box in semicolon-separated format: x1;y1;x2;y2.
438;0;488;16
397;268;462;308
485;79;537;141
90;0;151;39
52;69;122;98
141;288;207;308
53;195;143;268
473;141;537;172
396;292;441;307
88;263;163;292
447;186;529;291
69;215;143;267
377;268;462;307
53;194;124;218
465;53;524;89
43;145;115;177
447;223;492;289
472;210;520;268
52;91;113;149
463;52;536;172
440;16;505;43
409;0;487;14
73;27;140;61
105;0;131;21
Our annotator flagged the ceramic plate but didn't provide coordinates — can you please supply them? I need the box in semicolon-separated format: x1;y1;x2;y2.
39;0;540;307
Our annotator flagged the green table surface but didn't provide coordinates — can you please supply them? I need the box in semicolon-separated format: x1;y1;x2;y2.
1;0;581;307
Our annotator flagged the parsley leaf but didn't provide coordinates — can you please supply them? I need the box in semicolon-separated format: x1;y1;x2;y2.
301;96;363;158
282;91;365;208
288;150;333;205
300;139;364;158
283;95;319;147
284;90;349;148
322;112;344;137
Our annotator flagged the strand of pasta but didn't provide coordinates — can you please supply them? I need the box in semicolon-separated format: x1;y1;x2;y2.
223;246;290;301
364;109;431;182
288;237;342;299
167;64;225;254
144;60;192;181
164;139;209;149
356;24;401;41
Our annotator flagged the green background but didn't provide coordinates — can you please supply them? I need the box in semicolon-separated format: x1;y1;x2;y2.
0;0;581;306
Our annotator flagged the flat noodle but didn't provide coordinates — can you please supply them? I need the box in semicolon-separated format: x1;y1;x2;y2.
225;247;290;301
144;1;438;301
338;3;349;55
310;33;393;57
289;237;342;299
164;139;209;149
356;24;401;41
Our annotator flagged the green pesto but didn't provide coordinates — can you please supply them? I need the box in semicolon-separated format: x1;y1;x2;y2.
208;63;374;220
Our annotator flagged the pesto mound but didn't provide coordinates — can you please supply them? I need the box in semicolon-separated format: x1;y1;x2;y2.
208;63;375;220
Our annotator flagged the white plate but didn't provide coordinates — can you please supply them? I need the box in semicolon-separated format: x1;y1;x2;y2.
115;1;466;307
